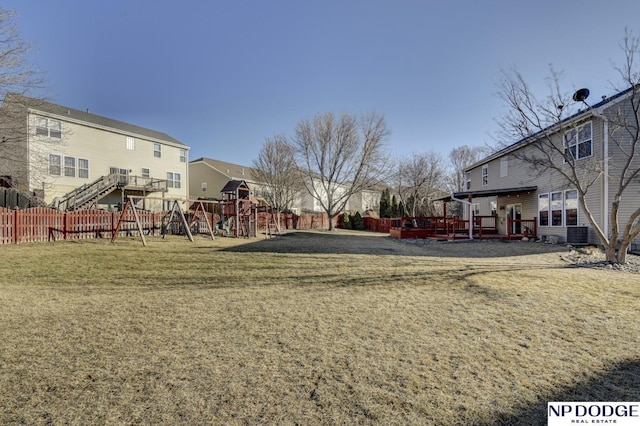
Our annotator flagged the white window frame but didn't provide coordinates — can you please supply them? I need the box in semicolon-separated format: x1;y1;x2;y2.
78;158;89;179
49;154;61;176
465;172;471;190
126;137;136;150
500;157;508;177
64;156;76;177
36;116;62;139
153;143;161;158
180;148;187;162
550;191;563;227
538;193;549;227
141;168;150;179
564;121;592;162
565;189;579;226
481;164;488;186
201;182;207;192
167;172;181;189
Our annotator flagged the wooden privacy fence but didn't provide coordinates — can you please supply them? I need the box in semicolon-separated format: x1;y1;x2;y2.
0;207;338;245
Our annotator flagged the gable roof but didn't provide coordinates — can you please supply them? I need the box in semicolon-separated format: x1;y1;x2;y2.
190;157;257;181
220;179;251;193
466;85;634;171
3;93;186;146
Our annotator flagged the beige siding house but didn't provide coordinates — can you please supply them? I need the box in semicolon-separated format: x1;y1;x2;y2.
458;86;640;247
189;157;262;201
0;94;189;210
189;157;380;215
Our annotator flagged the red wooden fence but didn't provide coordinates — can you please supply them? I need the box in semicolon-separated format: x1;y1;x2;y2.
0;207;340;244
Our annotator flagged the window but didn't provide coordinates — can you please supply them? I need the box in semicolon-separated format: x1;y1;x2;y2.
500;157;508;177
126;137;135;150
141;168;150;178
180;148;187;162
154;143;161;158
564;121;592;161
465;172;471;190
551;191;563;226
36;116;62;138
471;203;480;216
538;194;549;226
481;164;488;186
110;167;129;184
167;172;181;189
64;156;75;177
49;154;61;175
201;182;207;192
78;159;89;179
490;200;497;216
565;190;578;226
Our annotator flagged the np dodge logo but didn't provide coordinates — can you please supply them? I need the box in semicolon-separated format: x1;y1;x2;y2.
548;402;640;425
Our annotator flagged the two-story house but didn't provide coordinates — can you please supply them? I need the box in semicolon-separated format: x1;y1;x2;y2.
455;86;640;248
0;93;189;210
189;157;380;215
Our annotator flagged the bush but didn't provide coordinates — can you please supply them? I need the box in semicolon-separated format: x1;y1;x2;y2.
341;212;350;229
351;211;365;230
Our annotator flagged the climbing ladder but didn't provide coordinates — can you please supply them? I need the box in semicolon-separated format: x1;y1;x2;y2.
240;214;251;238
266;213;281;238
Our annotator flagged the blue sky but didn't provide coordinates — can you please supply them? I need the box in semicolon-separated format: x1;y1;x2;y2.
5;0;640;166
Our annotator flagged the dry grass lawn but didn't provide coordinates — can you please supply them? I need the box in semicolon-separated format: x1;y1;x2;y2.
0;230;639;425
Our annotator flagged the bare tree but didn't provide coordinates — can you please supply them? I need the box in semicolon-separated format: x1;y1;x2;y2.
292;111;389;231
395;152;446;217
252;135;304;224
0;7;47;194
447;145;489;193
496;29;640;264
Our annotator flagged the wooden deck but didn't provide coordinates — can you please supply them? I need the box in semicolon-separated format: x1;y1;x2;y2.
388;216;537;241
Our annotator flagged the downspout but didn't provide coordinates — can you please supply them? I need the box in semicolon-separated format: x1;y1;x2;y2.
450;194;473;240
591;109;609;239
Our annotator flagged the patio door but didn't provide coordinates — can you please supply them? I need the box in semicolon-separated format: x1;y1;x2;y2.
506;203;522;234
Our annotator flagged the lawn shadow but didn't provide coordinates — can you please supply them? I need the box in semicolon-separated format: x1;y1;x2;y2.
221;230;571;259
479;358;640;425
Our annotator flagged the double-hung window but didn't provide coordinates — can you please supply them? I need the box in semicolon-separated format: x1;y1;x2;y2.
180;148;187;162
465;172;471;190
481;165;488;186
153;143;161;158
564;121;592;161
49;154;61;175
538;194;549;226
167;172;181;189
565;190;578;226
36;116;62;139
64;156;76;177
78;159;89;179
551;192;563;226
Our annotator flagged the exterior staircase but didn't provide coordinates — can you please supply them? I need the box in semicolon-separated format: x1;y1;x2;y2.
50;174;121;211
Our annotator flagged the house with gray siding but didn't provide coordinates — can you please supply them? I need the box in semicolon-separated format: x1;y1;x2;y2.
454;86;640;247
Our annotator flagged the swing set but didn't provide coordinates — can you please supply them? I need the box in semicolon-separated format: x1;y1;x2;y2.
110;196;217;246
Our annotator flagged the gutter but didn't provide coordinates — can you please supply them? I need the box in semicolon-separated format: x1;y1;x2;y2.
590;108;609;239
450;193;473;240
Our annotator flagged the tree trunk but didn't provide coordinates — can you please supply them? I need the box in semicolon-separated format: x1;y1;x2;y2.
328;213;335;231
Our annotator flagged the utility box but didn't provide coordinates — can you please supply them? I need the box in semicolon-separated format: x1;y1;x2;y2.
567;226;589;245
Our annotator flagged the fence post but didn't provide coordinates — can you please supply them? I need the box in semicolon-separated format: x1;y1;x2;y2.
12;208;17;244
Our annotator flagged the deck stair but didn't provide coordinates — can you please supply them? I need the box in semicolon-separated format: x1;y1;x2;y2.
50;174;122;211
